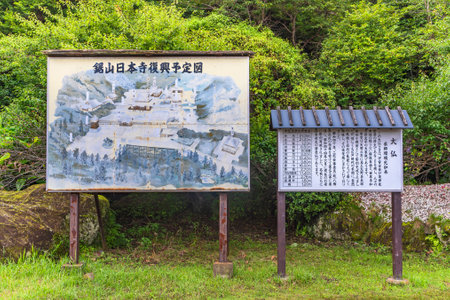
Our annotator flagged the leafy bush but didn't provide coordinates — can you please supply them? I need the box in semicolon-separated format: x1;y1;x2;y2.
105;209;130;249
424;215;449;255
287;192;346;233
111;193;188;225
0;0;66;35
0;0;333;218
318;1;444;106
382;63;450;183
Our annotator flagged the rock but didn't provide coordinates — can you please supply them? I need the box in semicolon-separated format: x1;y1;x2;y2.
386;277;410;285
357;184;450;222
308;202;449;252
213;261;233;278
83;272;95;280
309;204;368;242
0;184;109;258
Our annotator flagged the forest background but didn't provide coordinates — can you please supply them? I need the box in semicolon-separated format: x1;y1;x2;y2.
0;0;448;230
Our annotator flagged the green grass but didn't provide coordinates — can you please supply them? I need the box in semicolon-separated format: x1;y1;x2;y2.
1;238;449;299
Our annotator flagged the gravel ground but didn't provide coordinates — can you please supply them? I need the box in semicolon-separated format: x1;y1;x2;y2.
358;183;450;222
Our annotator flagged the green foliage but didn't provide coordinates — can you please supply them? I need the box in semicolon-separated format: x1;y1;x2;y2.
128;222;165;239
0;34;47;190
139;237;153;250
0;0;69;35
270;0;358;54
49;232;71;258
0;91;45;189
382;63;449;183
319;1;422;105
418;14;450;68
15;245;48;264
105;209;130;249
15;178;26;191
0;0;333;216
287;192;345;232
171;0;359;55
0;35;47;108
424;215;449;255
318;0;449;106
112;193;188;223
1;238;449;298
0;152;10;163
0;0;448;222
400;215;449;253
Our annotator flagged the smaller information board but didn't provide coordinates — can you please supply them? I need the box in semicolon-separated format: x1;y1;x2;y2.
278;128;403;192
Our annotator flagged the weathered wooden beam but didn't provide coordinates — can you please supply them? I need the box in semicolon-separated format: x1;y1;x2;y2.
337;106;345;126
299;107;306;126
397;106;408;126
349;106;357;126
287;106;293;126
385;106;395;126
361;106;370;126
325;106;333;126
42;49;254;57
276;106;283;126
312;106;320;126
373;106;383;125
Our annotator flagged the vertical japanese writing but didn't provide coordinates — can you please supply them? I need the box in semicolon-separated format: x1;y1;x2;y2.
281;130;312;188
384;141;389;174
377;133;382;186
301;131;312;186
331;130;337;186
280;129;401;191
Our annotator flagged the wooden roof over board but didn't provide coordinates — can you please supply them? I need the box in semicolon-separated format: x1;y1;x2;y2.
270;106;414;130
42;49;255;57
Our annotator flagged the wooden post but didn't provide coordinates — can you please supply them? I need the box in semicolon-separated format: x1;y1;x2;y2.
219;193;228;262
94;194;108;250
213;193;233;278
69;193;80;264
277;191;286;277
276;129;286;278
392;192;402;279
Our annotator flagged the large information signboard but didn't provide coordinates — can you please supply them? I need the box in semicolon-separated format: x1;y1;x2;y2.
45;51;250;192
271;107;413;279
278;129;403;192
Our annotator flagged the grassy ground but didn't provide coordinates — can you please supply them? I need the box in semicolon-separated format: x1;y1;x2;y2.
1;232;448;299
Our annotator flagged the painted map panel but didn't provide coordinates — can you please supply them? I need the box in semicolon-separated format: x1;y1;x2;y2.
46;56;249;191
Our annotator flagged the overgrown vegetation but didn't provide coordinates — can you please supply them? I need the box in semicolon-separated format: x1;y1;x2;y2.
1;234;449;298
0;0;448;227
383;59;450;183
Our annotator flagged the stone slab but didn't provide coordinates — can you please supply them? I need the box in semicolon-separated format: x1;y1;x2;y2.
386;277;410;285
213;261;233;278
61;263;84;269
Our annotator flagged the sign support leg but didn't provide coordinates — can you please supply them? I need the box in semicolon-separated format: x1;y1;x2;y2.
387;192;408;285
219;193;228;262
213;193;233;278
277;191;286;277
69;193;80;264
392;192;402;279
94;193;108;251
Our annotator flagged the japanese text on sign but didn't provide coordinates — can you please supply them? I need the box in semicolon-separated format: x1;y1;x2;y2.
93;61;203;74
278;129;403;192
